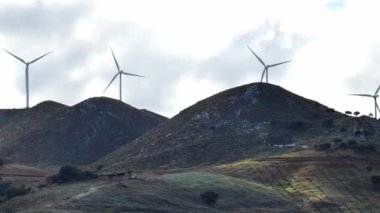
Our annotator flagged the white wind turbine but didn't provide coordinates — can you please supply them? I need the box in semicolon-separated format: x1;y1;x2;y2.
3;49;52;109
349;86;380;119
247;46;292;83
103;47;144;101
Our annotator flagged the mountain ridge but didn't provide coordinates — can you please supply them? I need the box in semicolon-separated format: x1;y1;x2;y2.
93;82;380;171
0;97;167;166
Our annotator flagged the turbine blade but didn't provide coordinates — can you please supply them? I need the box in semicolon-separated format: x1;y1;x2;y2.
376;101;380;112
349;94;373;97
3;49;26;64
103;73;119;93
260;68;266;82
375;85;380;95
29;51;52;64
268;60;292;68
110;47;121;72
247;46;266;67
121;71;144;77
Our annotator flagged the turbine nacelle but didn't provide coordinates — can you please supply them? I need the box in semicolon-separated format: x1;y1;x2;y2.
103;47;144;101
247;46;291;84
349;85;380;119
3;49;52;108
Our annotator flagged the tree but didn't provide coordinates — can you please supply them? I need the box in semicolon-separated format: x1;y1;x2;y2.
354;111;360;117
371;176;380;190
345;111;352;115
47;165;97;184
200;191;219;206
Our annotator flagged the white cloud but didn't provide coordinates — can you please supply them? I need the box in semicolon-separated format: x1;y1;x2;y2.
0;0;380;118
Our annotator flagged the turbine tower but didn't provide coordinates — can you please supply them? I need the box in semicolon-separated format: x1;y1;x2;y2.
103;47;144;101
349;86;380;119
247;46;292;83
3;49;52;109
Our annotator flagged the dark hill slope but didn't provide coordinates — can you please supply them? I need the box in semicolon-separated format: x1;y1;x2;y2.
0;97;167;166
95;83;373;170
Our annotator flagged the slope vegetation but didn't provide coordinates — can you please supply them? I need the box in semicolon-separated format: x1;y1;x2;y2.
0;97;166;166
96;83;380;171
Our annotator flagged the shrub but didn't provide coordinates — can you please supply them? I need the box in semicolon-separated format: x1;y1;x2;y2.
47;165;97;184
97;165;104;171
353;143;377;153
366;165;373;172
322;119;334;128
340;127;347;133
270;120;278;125
339;142;348;149
347;140;357;146
0;180;30;203
371;176;380;185
333;138;342;143
318;143;331;150
371;176;380;190
354;130;362;137
363;130;371;137
289;120;304;130
200;191;219;206
325;108;335;114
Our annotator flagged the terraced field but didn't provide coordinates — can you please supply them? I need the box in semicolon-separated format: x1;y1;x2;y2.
208;155;380;212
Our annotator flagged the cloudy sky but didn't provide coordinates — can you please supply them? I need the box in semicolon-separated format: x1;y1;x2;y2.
0;0;379;117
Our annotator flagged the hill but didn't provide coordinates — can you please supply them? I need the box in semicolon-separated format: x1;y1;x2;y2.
1;151;379;212
94;83;380;171
0;97;167;166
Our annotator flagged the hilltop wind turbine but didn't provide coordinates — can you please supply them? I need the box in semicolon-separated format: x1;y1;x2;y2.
103;47;144;101
247;46;292;83
349;86;380;119
3;49;52;109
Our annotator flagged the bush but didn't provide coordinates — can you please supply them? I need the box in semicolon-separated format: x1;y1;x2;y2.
353;143;377;153
322;119;334;128
47;165;97;184
354;130;362;137
318;143;331;150
339;142;348;149
371;176;380;190
333;138;342;143
289;120;304;130
325;108;335;114
200;190;219;206
96;165;104;171
371;176;380;185
0;180;30;203
347;140;357;146
340;127;347;133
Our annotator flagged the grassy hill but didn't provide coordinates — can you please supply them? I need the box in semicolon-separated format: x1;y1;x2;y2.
0;97;167;166
1;150;379;212
93;83;380;171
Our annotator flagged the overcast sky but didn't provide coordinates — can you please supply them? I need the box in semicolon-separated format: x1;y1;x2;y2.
0;0;379;117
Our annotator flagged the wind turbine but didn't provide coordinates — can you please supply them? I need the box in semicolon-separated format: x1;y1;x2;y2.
103;47;144;101
349;86;380;119
3;49;52;109
247;46;292;83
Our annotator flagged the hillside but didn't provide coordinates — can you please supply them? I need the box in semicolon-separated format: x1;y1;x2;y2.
0;97;167;166
1;151;379;212
94;83;380;171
